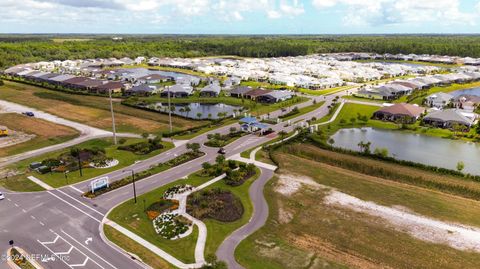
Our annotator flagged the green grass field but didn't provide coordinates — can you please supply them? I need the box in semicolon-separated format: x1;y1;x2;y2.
3;138;174;190
235;145;480;269
108;168;260;264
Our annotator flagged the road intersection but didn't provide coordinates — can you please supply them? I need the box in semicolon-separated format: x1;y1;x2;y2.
0;92;343;269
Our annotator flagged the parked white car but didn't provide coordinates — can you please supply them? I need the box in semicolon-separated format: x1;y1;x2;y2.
0;192;4;200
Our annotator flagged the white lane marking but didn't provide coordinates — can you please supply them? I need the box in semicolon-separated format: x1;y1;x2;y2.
14;203;19;207
37;239;74;269
61;230;119;269
22;209;27;213
69;185;85;194
47;192;101;223
56;246;74;255
39;221;45;226
30;215;36;220
38;235;60;245
56;189;105;216
70;257;89;267
6;198;10;201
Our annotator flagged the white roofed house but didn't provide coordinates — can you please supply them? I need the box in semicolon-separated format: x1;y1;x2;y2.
423;109;477;130
425;92;454;109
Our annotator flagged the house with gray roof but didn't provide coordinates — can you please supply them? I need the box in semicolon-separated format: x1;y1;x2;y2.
160;85;194;98
423;109;476;129
229;86;253;98
425;92;454;109
125;84;157;96
256;90;294;103
200;84;221;97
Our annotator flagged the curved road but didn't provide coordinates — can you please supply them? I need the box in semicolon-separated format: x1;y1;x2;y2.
216;167;274;269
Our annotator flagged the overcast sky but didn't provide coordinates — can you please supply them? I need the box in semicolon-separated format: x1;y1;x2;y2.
1;0;480;34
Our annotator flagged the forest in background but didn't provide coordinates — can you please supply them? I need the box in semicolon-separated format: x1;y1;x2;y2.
2;35;480;69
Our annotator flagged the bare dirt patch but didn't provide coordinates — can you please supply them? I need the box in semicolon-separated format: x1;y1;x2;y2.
325;190;480;253
274;173;322;196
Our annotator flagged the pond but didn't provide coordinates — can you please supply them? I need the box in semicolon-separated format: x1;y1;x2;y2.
147;102;243;119
330;127;480;175
451;87;480;97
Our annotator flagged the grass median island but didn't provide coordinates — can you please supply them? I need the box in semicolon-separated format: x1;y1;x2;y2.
0;81;205;134
235;145;480;269
4;138;174;190
204;128;244;148
107;157;260;265
0;113;79;157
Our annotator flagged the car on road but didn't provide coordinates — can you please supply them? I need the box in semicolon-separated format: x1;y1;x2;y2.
218;147;226;154
0;192;4;200
22;111;35;117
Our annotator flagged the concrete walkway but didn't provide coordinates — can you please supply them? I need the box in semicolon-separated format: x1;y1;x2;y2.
27;176;53;191
228;154;277;171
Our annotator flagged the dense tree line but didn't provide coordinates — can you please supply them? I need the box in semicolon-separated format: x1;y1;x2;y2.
2;35;480;69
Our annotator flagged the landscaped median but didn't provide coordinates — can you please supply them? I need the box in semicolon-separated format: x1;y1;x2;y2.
84;143;205;198
104;156;260;268
1;137;174;192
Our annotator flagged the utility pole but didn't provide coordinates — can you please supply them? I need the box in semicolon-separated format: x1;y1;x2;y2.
109;89;117;145
124;169;137;203
167;89;173;133
77;153;83;177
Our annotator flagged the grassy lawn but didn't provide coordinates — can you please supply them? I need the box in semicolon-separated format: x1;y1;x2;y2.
0;113;79;157
103;225;174;269
108;167;260;264
319;103;397;136
108;173;212;263
201;168;260;257
342;95;386;104
396;81;480;104
298;85;355;96
4;138;174;189
235;146;480;269
279;101;325;121
0;81;205;134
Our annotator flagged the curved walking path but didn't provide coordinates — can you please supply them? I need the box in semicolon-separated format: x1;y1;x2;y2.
216;167;274;269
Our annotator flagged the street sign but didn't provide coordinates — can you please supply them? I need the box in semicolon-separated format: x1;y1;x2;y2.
90;177;109;193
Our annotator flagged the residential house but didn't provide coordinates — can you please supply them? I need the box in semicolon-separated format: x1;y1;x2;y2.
423;109;476;129
425;92;454;109
256;90;294;103
199;84;221;97
244;88;272;101
95;82;125;94
356;84;411;100
62;77;91;90
160;85;194;98
453;95;480;112
137;74;173;84
229;86;253;98
125;84;157;96
373;103;426;123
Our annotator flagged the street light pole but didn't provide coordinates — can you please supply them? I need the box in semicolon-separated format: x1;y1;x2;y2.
168;89;172;133
124;169;137;203
109;89;117;145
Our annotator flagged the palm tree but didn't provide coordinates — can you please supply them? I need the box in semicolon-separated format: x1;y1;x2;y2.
185;106;191;118
197;112;203;119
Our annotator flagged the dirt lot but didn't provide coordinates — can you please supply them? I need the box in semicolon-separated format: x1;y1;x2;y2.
235;145;480;269
0;81;206;134
0;113;79;157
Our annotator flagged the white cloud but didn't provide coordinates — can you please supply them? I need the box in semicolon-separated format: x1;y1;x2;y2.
312;0;477;26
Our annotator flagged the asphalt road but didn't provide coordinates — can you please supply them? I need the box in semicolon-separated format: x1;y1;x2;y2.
0;92;342;269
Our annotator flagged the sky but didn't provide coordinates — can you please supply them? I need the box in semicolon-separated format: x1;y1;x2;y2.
1;0;480;34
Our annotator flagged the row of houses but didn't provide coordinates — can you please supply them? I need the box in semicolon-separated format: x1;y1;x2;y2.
373;103;478;129
228;86;295;103
356;72;480;101
329;53;480;66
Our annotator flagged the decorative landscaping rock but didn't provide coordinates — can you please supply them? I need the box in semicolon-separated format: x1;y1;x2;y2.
153;212;193;240
90;159;119;169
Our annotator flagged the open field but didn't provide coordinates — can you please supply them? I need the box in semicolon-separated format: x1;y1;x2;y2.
0;113;79;157
0;81;205;134
236;145;480;269
2;138;174;190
